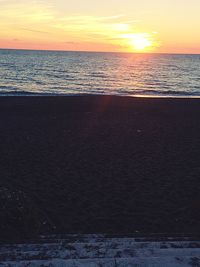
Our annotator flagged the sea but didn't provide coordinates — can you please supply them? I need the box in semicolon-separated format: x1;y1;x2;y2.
0;49;200;97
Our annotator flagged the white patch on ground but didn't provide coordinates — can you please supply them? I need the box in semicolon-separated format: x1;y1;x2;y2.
1;235;200;267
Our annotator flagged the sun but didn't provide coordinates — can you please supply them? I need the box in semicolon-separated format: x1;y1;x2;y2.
131;34;152;51
121;33;157;52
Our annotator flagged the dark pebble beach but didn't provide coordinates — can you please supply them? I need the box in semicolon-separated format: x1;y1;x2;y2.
0;95;200;242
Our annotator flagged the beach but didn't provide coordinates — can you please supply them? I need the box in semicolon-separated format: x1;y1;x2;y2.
1;95;200;242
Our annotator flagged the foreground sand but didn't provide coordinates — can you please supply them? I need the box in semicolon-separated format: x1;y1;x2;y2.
0;95;200;241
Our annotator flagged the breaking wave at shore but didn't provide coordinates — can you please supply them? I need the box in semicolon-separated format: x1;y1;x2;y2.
0;49;200;97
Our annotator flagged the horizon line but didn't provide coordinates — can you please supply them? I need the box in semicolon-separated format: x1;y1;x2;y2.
0;47;200;56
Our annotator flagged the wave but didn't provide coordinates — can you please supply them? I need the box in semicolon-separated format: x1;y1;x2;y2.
0;88;200;98
131;89;200;96
45;73;74;80
0;91;45;96
0;85;19;91
88;72;108;79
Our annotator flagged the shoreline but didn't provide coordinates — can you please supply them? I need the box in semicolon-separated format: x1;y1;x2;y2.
0;93;200;99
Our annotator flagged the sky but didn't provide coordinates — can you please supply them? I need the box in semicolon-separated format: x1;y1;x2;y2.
0;0;200;53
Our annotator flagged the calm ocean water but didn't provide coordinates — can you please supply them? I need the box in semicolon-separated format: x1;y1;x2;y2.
0;49;200;97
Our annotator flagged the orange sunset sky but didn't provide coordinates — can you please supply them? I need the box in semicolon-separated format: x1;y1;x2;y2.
0;0;200;54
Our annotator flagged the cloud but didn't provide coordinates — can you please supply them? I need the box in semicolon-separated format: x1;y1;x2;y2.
63;41;77;44
52;15;132;42
0;0;133;38
0;0;54;22
59;14;125;23
19;28;50;34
